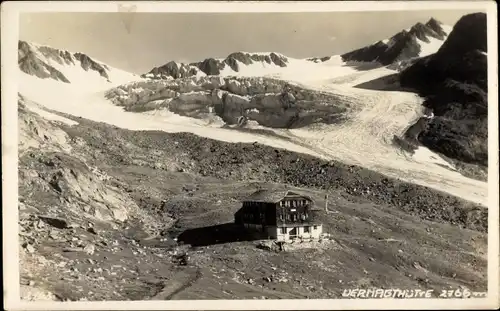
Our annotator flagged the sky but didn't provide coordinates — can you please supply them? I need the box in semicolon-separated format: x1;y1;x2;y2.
19;10;479;74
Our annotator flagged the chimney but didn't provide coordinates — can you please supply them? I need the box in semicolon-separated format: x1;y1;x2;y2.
325;194;329;212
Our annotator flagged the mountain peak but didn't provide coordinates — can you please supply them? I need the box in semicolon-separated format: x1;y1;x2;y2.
339;18;452;65
424;17;448;38
426;17;443;27
18;40;139;88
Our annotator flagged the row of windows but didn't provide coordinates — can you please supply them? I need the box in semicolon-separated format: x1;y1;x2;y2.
242;212;265;221
279;200;308;208
242;199;309;209
243;202;264;211
241;212;309;222
244;201;265;207
280;225;318;234
279;213;308;221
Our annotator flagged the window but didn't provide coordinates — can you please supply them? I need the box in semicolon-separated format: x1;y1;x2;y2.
280;228;286;234
280;214;284;220
304;226;310;233
313;225;318;230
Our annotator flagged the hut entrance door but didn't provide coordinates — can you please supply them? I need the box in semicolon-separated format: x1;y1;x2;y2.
289;227;298;239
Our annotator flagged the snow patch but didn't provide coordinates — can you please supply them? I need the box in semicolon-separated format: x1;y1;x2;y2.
385;37;398;51
416;36;445;57
413;147;455;170
441;25;454;35
26;105;79;126
213;54;357;85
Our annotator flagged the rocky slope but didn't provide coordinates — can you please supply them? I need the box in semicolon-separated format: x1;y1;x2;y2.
105;76;352;129
18;99;487;301
144;52;289;80
399;13;488;169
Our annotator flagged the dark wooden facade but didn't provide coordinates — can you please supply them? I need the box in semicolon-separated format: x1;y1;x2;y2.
235;190;319;228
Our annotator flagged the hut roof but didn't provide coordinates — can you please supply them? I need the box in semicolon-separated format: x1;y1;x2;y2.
243;189;313;203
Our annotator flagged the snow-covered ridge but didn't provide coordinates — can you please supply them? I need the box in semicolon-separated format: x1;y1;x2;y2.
144;55;369;89
18;40;142;90
145;51;289;80
311;18;453;66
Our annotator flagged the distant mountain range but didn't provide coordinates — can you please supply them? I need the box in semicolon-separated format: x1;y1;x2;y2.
145;52;289;80
143;18;452;80
18;17;453;85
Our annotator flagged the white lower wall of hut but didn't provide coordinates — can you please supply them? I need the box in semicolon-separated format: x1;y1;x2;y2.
268;225;323;241
241;223;323;241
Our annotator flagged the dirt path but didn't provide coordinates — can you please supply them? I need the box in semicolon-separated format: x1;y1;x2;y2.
151;267;202;300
